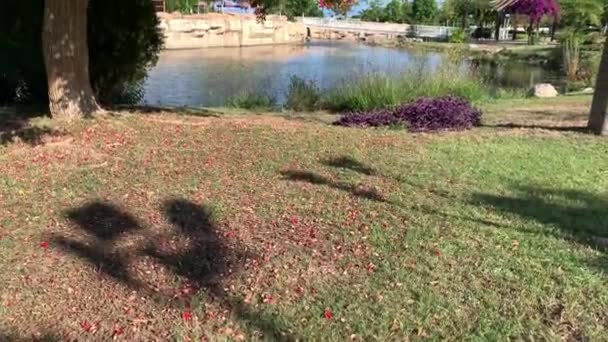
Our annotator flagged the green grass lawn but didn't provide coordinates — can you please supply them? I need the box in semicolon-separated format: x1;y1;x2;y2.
1;95;607;341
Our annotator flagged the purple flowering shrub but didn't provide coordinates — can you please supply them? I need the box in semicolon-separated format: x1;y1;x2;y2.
508;0;560;24
334;96;482;132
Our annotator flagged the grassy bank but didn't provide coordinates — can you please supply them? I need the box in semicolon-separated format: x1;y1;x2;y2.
1;95;607;340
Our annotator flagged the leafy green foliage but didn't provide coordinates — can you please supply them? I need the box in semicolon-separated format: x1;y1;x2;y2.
560;0;604;29
412;0;438;24
449;28;469;43
268;0;323;19
442;0;493;28
166;0;200;13
360;0;412;23
88;0;163;104
0;0;46;105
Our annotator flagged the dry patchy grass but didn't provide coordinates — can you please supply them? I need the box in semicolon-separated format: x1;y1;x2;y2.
0;95;607;341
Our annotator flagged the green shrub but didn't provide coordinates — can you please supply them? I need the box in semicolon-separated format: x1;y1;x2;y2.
226;91;276;110
89;0;163;104
583;32;605;46
449;29;468;44
285;76;321;111
559;30;583;81
579;49;601;84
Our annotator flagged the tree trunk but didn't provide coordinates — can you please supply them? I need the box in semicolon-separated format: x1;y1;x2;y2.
527;20;534;45
42;0;100;120
494;12;502;41
589;38;608;135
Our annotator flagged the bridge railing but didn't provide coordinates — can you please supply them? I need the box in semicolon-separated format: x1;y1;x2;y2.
302;18;459;39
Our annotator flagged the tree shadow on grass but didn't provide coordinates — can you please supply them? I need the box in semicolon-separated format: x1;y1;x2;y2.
485;123;589;133
50;198;292;340
0;126;58;146
110;105;220;118
472;186;608;272
281;169;387;202
51;202;143;287
0;105;58;146
142;199;242;295
323;156;377;176
0;330;61;342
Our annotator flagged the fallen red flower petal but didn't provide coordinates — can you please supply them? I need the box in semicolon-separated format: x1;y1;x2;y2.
182;311;192;321
80;320;93;332
40;241;49;249
323;309;333;320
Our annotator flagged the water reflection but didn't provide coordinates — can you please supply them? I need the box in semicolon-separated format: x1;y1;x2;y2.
143;41;548;107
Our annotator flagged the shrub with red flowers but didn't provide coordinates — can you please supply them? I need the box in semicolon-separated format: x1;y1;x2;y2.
334;96;482;132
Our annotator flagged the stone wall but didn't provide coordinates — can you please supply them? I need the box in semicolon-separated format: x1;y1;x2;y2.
159;13;306;49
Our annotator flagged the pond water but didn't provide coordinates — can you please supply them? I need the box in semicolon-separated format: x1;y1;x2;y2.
143;41;550;108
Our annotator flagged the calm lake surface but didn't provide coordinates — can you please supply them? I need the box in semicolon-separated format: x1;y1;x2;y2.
143;41;548;107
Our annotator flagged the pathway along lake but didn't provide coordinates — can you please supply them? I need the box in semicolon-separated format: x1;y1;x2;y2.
143;41;550;108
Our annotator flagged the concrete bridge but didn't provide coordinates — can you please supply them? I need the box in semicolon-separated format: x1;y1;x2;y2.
302;17;458;41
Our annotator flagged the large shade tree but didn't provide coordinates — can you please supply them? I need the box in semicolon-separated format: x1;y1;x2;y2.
35;0;160;121
43;0;101;120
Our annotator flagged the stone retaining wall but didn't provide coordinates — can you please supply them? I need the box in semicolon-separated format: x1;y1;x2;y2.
159;13;306;49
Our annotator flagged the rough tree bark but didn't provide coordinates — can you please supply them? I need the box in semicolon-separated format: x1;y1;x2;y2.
589;38;608;135
42;0;101;120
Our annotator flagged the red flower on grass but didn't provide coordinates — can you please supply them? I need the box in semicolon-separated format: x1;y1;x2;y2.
323;309;333;320
182;311;192;322
80;320;94;333
40;241;49;249
290;216;299;225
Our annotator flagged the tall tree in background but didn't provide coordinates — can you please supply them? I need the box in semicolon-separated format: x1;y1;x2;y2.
166;0;199;13
286;0;323;18
43;0;100;120
384;0;405;23
444;0;493;28
269;0;323;18
360;0;385;21
412;0;438;24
